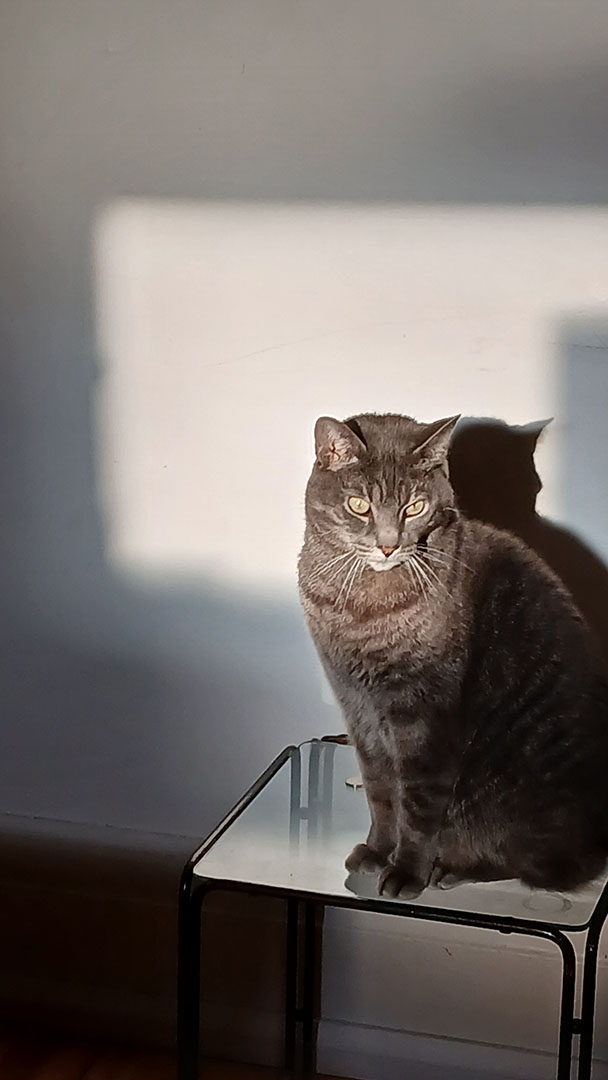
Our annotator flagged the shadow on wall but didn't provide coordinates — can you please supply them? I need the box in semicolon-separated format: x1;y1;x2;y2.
0;590;321;835
449;405;608;664
0;215;322;838
0;206;323;841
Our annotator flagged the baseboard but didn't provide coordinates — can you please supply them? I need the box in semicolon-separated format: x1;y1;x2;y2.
318;1019;608;1080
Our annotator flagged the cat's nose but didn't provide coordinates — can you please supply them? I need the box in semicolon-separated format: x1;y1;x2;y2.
380;545;397;558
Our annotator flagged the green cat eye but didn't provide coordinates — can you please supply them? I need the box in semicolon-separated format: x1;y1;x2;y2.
404;499;427;518
347;495;371;516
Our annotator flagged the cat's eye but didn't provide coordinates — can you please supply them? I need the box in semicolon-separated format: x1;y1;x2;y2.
404;499;427;518
347;496;371;516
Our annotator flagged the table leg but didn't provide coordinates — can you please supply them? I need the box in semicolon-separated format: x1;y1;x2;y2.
515;927;575;1080
502;923;575;1080
177;877;211;1080
285;897;299;1074
552;930;577;1080
302;901;323;1078
284;898;324;1078
578;922;603;1080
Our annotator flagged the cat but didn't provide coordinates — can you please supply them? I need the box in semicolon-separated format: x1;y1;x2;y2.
298;412;608;899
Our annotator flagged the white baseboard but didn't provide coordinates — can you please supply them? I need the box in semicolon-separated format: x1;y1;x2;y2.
318;1019;608;1080
203;1002;608;1080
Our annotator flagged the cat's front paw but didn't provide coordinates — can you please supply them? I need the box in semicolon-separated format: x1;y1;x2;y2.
430;867;465;890
378;864;426;900
345;842;390;874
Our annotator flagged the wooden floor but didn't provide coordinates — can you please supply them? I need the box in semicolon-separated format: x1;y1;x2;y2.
0;1032;339;1080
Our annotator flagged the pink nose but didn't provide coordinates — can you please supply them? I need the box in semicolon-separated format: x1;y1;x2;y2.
380;546;397;558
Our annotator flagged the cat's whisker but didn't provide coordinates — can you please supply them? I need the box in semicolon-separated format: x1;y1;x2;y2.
326;552;358;587
416;552;443;586
423;548;474;573
416;553;451;597
340;558;364;612
407;559;422;600
412;552;449;600
343;561;360;613
423;565;450;596
405;559;418;598
307;550;353;584
407;555;429;604
424;553;471;572
306;567;353;597
315;553;357;595
411;554;433;599
335;556;361;610
426;543;472;565
334;563;353;609
317;550;352;570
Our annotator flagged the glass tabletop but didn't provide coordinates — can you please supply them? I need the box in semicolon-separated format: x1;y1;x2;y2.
193;740;608;930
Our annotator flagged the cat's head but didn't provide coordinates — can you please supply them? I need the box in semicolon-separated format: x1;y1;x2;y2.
305;412;459;572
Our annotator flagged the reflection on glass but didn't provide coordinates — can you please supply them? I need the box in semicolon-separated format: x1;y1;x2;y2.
195;741;606;929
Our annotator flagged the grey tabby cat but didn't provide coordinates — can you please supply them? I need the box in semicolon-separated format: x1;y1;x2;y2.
298;413;608;899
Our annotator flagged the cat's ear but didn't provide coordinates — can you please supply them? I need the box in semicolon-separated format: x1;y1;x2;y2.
413;415;460;465
314;417;365;471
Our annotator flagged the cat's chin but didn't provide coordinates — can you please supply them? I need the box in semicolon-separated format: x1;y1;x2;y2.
368;561;400;573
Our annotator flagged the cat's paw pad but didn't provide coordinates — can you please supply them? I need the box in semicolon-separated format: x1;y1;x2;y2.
345;843;389;874
378;866;425;900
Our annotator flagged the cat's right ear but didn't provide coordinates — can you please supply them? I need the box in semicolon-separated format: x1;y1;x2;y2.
413;415;460;465
314;417;365;471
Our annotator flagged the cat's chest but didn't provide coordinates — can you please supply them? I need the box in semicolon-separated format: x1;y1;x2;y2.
307;599;455;678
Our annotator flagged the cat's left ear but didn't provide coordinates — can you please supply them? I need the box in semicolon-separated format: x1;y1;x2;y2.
413;415;460;466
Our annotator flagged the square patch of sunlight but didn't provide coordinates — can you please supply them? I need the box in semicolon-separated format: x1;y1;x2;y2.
94;201;608;591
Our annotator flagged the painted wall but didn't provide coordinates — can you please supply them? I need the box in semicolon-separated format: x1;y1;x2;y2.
2;1;608;1072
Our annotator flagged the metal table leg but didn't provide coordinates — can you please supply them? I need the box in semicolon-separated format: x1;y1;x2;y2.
177;875;213;1080
302;901;323;1078
578;923;602;1080
180;882;578;1080
284;897;324;1078
549;929;577;1080
576;884;608;1079
285;896;299;1074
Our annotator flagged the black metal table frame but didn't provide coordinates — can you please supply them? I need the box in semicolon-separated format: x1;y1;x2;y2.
177;744;608;1080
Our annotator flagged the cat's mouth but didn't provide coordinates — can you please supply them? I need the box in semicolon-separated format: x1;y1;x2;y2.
366;548;407;572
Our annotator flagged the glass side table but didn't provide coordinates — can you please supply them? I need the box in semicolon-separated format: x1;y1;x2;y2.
177;739;608;1080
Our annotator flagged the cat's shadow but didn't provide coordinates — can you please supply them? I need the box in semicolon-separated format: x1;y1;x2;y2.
448;417;608;664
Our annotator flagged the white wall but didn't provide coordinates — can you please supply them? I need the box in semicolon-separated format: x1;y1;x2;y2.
2;0;608;1072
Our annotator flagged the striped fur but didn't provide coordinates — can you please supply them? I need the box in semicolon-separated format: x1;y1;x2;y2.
298;413;608;898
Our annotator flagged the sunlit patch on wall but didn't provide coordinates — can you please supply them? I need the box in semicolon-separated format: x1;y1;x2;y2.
93;200;608;590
